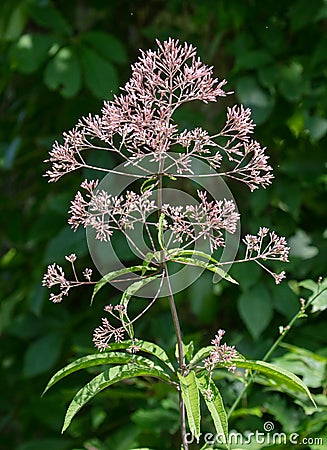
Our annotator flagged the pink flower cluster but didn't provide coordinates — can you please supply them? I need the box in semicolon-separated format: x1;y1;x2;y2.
243;227;290;284
42;254;93;303
93;317;125;351
68;179;157;242
44;38;273;191
204;329;238;374
162;191;239;251
202;329;238;400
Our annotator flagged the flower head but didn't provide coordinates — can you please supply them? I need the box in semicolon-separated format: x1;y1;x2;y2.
205;329;238;374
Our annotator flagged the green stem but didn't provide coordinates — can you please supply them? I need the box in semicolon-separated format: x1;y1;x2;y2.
228;285;327;418
157;164;188;449
163;261;187;450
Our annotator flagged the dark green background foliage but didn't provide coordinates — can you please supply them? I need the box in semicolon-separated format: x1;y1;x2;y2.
1;1;326;449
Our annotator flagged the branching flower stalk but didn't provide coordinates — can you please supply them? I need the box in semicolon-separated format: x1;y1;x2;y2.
42;39;295;448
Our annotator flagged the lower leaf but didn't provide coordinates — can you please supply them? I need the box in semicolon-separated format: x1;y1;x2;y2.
62;363;174;432
196;373;229;449
177;370;201;439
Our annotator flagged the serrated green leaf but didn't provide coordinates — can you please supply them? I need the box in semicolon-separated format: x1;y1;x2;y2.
177;370;201;439
175;341;194;363
43;352;151;394
171;257;238;285
196;373;229;448
311;289;327;313
44;46;81;97
91;265;156;304
233;359;315;405
168;249;219;264
97;340;175;372
119;274;162;308
184;341;194;362
62;363;173;432
44;340;175;395
82;31;127;63
79;46;118;99
42;352;172;395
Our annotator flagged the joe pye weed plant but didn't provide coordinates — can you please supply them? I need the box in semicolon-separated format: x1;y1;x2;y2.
42;39;316;449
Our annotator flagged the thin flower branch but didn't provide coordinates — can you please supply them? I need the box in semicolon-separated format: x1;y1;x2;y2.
93;271;165;351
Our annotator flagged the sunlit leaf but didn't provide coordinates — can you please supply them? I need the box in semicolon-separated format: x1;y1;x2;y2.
233;359;315;404
93;340;175;371
190;346;214;367
196;373;228;448
43;352;168;394
62;364;174;432
171;257;238;284
190;347;244;368
91;265;157;304
44;340;175;395
272;343;327;389
177;370;201;439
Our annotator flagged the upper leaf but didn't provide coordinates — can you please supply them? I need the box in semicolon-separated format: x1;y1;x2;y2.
91;265;157;304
